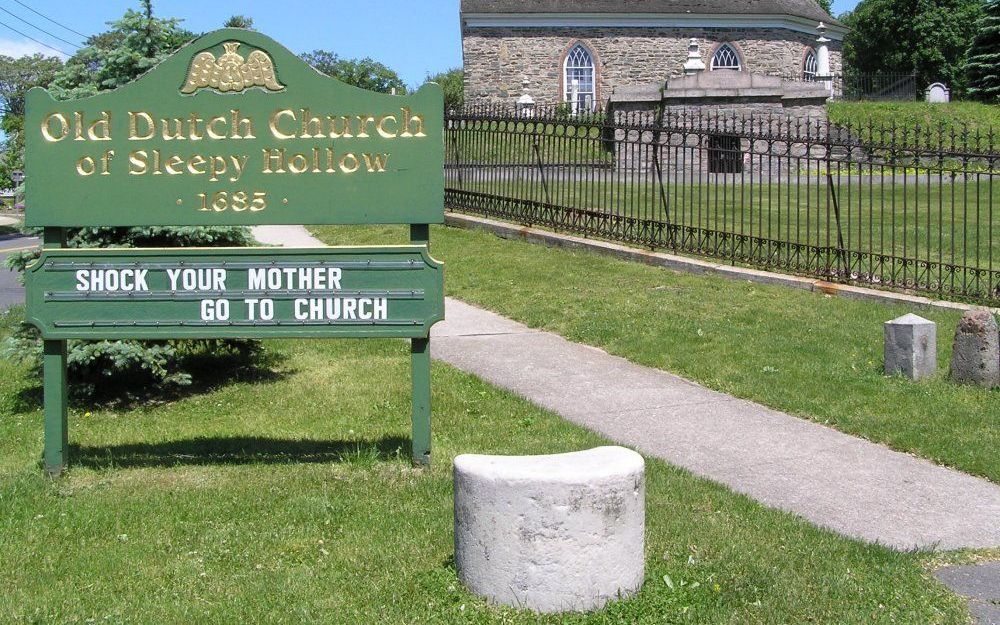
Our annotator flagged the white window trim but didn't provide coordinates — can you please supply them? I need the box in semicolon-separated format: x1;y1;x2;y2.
710;43;742;71
563;43;596;113
802;48;818;81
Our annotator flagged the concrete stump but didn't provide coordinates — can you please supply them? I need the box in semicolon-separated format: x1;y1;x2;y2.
951;310;1000;388
884;314;937;380
454;446;645;613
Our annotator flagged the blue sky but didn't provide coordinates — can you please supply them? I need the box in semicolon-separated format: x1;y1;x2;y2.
0;0;860;88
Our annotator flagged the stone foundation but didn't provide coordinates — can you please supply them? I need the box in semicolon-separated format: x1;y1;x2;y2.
606;73;836;175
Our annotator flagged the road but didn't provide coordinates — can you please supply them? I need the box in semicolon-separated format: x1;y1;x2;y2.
0;233;38;310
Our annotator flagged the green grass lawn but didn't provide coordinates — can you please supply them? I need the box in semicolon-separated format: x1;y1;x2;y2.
314;224;1000;484
448;120;613;165
447;177;1000;279
829;102;1000;141
0;308;978;623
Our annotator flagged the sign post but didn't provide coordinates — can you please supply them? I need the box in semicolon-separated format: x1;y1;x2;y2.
24;29;445;475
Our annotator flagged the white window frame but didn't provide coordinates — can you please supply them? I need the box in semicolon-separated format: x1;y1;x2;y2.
710;43;742;71
803;48;818;82
563;43;596;114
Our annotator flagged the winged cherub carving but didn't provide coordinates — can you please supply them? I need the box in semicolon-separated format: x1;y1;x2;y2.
181;42;285;94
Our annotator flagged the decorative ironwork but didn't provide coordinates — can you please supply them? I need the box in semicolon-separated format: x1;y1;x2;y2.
445;105;1000;306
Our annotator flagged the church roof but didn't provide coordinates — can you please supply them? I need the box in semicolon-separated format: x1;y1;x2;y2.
461;0;840;27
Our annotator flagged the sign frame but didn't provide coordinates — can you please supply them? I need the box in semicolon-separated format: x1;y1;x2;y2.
26;28;446;475
24;28;444;227
26;246;444;340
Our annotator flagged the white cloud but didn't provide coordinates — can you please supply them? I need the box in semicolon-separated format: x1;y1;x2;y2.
0;37;68;59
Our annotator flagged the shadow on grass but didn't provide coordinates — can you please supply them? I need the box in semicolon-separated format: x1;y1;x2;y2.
70;435;411;470
10;346;295;414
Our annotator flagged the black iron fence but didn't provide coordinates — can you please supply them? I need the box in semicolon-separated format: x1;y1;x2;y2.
834;73;919;101
444;106;1000;305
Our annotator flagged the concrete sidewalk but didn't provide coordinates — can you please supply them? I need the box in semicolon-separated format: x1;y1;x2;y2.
255;225;1000;551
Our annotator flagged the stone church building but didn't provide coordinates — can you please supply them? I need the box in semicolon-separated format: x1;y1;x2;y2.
460;0;845;111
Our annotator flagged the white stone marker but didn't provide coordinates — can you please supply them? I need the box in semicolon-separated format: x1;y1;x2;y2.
884;313;937;380
926;82;951;103
454;446;645;613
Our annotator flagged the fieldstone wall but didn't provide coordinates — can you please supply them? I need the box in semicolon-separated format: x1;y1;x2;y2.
462;26;844;107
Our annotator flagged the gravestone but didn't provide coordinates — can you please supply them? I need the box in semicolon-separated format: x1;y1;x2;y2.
884;314;937;380
24;29;445;475
925;83;950;103
950;310;1000;388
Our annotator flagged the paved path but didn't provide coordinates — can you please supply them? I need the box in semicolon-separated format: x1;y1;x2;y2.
254;225;1000;551
936;563;1000;625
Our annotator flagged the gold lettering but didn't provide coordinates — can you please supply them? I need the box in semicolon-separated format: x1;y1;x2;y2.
356;115;375;138
269;109;296;139
288;153;309;174
339;153;360;174
326;116;353;139
376;115;398;138
206;116;227;139
100;149;114;175
76;155;96;176
400;107;426;138
73;112;85;141
262;148;286;173
189;114;204;140
232;109;254;139
41;112;69;142
128;150;148;175
88;112;111;141
187;154;207;175
229;155;248;182
161;118;185;141
208;156;227;182
129;112;155;140
300;109;323;138
363;153;390;173
164;155;185;175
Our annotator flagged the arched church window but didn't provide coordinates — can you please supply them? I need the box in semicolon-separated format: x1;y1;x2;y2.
803;49;818;81
564;43;596;114
711;44;742;71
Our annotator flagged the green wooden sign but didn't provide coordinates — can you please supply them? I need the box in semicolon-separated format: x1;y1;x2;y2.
27;29;446;476
25;247;443;340
24;28;444;227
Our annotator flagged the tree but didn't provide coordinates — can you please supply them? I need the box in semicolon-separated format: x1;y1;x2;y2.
223;15;254;29
424;68;463;112
0;54;62;189
843;0;984;92
816;0;834;15
966;0;1000;102
49;1;194;100
3;2;259;401
301;51;407;93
